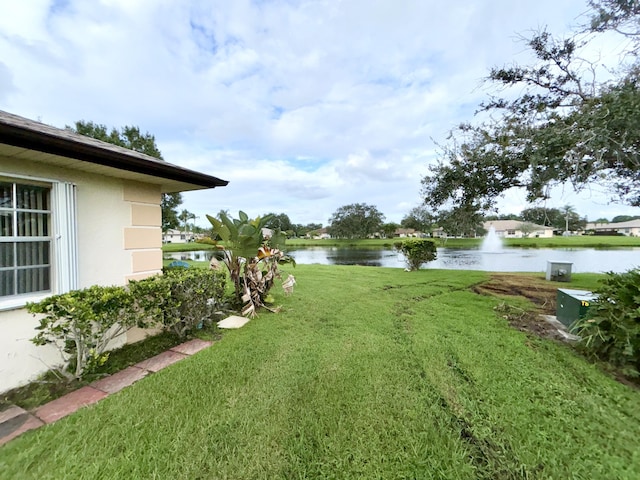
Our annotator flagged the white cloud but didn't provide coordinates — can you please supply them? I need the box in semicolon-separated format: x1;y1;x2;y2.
1;0;638;227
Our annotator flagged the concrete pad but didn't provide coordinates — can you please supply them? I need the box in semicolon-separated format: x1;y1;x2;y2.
35;386;107;424
540;315;581;341
135;350;187;372
0;413;44;446
90;366;148;394
217;315;250;329
171;338;213;355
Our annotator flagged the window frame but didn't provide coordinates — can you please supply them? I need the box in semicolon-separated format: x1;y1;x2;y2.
0;173;78;311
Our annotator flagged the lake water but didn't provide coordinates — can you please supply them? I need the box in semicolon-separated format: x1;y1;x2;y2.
165;246;640;273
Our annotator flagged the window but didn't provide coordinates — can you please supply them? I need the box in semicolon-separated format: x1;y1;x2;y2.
0;181;52;298
0;176;77;308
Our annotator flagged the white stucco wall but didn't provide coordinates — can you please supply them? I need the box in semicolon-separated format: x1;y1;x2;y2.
0;156;162;392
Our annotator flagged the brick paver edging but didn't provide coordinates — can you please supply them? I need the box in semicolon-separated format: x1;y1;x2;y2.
0;338;213;446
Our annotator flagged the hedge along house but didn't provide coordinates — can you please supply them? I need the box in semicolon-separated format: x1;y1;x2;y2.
0;110;228;392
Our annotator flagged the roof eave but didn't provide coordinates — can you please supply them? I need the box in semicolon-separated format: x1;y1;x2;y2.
0;113;228;190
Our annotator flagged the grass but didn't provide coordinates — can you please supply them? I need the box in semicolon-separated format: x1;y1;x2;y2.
286;235;640;249
0;332;187;411
1;265;638;479
162;241;218;252
504;235;640;248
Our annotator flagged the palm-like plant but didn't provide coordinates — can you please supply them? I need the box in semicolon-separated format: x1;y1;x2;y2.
206;211;294;317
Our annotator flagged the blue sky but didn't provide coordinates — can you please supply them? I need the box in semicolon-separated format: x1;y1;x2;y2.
1;0;638;227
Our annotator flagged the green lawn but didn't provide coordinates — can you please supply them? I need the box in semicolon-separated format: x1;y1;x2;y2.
2;266;638;479
286;235;640;249
162;241;218;252
504;235;640;248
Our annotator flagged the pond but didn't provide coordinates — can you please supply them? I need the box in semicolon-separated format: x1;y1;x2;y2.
165;246;640;273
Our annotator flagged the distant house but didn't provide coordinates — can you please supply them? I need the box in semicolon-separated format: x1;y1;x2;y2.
431;227;446;238
483;220;554;238
0;110;227;392
308;228;331;240
585;219;640;236
393;228;422;238
162;228;193;243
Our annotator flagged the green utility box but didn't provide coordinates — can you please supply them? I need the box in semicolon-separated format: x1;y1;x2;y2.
556;289;596;328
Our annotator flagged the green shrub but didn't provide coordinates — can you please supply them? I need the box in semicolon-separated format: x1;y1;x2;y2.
573;268;640;377
393;239;437;271
29;269;227;380
196;237;217;245
29;285;140;379
129;268;227;338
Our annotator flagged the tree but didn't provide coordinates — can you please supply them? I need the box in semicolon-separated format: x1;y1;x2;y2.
381;222;400;238
401;206;434;233
436;206;485;238
612;214;640;222
484;213;522;221
263;213;293;233
179;209;196;235
519;222;537;238
521;206;586;231
421;2;640;211
161;193;183;231
559;204;587;232
521;207;562;228
328;203;385;239
588;0;640;47
70;121;183;231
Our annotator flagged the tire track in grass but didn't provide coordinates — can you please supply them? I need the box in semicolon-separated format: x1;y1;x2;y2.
388;291;536;480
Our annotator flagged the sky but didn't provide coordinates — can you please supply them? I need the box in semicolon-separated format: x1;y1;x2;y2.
1;0;639;227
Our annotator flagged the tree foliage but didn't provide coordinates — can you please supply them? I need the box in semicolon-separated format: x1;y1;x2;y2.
381;222;400;238
394;239;437;271
70;120;183;231
573;268;640;377
588;0;640;44
436;206;485;238
161;193;183;231
612;214;640;222
521;206;587;231
263;213;294;233
328;203;385;239
401;206;434;233
422;2;640;211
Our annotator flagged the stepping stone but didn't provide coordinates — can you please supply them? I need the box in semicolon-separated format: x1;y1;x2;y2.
90;366;149;394
35;386;107;424
135;350;187;372
0;405;26;425
217;315;250;329
171;338;212;355
0;406;44;446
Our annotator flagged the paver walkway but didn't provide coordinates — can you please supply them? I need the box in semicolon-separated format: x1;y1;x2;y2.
0;338;213;446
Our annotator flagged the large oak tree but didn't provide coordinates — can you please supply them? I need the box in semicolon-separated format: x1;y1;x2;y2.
422;0;640;212
328;203;385;239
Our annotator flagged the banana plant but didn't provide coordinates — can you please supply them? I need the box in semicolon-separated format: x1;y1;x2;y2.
206;211;294;316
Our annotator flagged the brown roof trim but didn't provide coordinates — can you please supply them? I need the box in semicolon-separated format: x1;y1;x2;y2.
0;110;228;189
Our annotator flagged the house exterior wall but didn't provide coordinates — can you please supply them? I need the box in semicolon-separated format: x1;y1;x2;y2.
497;228;554;239
0;157;162;392
586;221;640;236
